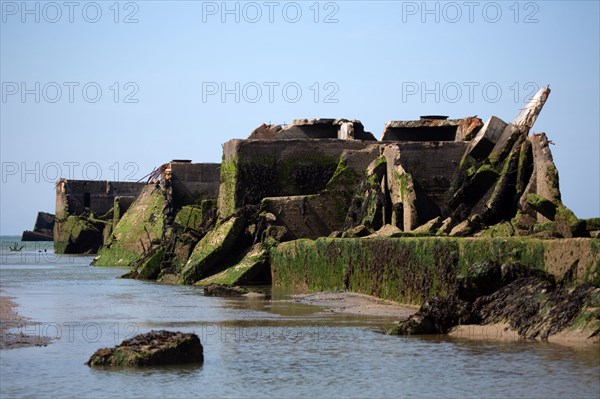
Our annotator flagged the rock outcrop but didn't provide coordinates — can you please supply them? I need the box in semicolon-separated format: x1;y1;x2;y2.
86;330;203;367
388;261;600;342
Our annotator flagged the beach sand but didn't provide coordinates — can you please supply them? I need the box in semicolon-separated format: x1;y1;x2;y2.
290;291;418;318
0;293;50;350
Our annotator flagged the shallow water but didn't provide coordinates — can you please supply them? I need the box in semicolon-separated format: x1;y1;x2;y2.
1;236;599;399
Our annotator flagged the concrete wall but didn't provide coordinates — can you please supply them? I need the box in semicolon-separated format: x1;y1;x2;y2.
381;117;482;142
385;142;468;228
220;139;470;234
33;211;54;233
218;139;376;217
271;237;599;305
55;179;146;217
168;162;220;206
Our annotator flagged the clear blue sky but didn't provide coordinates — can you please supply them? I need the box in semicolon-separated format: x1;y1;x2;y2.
1;0;599;234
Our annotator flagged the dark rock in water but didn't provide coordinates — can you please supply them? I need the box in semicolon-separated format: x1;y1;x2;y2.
202;283;249;297
86;330;203;367
389;260;599;341
388;296;473;335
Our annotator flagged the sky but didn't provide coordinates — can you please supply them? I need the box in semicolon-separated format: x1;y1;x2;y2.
1;0;599;234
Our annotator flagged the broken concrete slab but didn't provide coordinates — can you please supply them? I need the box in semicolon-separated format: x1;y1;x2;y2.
455;116;484;141
467;116;508;160
94;185;166;266
437;217;454;235
22;211;55;241
198;244;269;286
384;142;468;230
526;193;558;220
342;224;372;238
54;214;103;254
413;216;443;234
136;248;165;280
364;224;402;238
519;133;562;222
262;194;348;240
513;87;551;129
488;123;523;166
179;216;246;284
381;116;482;142
218;139;374;218
248;123;282;140
489;87;551;166
271;119;376;141
449;219;477;237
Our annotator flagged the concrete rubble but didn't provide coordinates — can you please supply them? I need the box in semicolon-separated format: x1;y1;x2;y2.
21;211;55;241
37;87;600;342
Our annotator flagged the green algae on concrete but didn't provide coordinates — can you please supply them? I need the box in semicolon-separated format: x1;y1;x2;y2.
54;215;103;254
270;237;599;305
179;216;246;284
94;185;166;266
174;206;204;232
198;244;269;286
218;155;339;218
137;248;165;280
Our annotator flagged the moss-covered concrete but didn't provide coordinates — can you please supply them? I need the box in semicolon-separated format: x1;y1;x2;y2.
179;217;246;284
218;155;339;218
94;185;166;266
198;244;269;285
174;206;204;232
270;237;599;305
54;215;103;254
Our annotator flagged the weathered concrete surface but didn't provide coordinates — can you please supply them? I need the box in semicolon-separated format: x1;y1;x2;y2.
266;119;376;141
270;237;599;305
519;133;562;222
174;200;216;233
467;116;508;160
53;215;104;254
198;244;270;285
262;195;346;240
179;217;246;284
384;142;469;229
455;116;485;141
248;123;282;140
87;330;203;367
237;140;467;238
218;139;376;218
261;145;383;239
381;117;482;142
22;211;55;241
165;161;220;207
94;185;166;266
54;179;145;254
55;179;145;219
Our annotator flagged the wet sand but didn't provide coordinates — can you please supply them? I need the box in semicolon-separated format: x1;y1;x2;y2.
449;323;600;346
290;291;599;345
290;291;418;318
0;294;50;350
